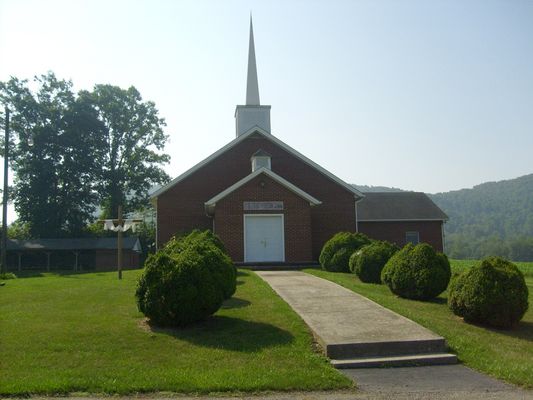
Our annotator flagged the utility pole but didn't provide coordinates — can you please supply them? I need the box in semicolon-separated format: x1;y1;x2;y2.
117;205;123;280
99;205;141;280
1;107;9;274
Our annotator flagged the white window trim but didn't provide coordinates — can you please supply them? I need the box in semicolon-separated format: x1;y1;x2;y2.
252;156;271;171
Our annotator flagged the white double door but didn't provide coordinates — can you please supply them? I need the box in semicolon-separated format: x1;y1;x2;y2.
244;215;285;262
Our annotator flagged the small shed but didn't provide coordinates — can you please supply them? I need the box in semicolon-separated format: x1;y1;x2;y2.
6;237;142;272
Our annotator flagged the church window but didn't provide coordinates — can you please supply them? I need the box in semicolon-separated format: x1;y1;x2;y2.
406;231;420;245
251;149;272;171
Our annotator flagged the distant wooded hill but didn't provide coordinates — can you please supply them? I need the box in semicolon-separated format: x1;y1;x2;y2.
353;185;404;193
353;173;533;261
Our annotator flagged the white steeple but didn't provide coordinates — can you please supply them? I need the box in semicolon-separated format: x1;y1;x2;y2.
235;15;271;137
246;16;260;105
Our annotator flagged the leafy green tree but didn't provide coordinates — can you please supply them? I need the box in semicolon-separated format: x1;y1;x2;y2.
509;236;533;262
474;236;510;259
0;73;106;237
7;220;31;240
430;173;533;261
80;85;170;217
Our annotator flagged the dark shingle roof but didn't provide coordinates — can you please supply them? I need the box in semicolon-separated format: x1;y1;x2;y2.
357;192;448;221
6;237;141;251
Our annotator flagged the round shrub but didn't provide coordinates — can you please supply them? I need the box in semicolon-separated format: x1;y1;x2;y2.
448;257;529;328
319;232;371;272
348;250;363;273
164;229;227;255
187;237;236;300
0;272;17;280
183;229;227;253
381;243;451;300
351;241;399;283
136;231;236;327
160;230;236;300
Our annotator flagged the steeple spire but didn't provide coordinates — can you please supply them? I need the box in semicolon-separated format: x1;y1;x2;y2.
246;15;260;106
235;16;271;137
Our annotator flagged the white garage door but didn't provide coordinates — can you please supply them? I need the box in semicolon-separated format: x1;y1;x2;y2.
244;215;285;262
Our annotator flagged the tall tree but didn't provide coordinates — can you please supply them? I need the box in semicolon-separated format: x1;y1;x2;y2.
0;73;106;237
81;85;170;217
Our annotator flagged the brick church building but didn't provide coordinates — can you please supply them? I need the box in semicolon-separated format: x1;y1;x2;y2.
151;19;447;264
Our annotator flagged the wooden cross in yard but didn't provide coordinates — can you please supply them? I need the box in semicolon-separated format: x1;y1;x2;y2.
99;205;142;280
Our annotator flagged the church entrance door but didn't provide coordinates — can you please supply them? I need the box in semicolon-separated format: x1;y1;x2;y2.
244;215;285;262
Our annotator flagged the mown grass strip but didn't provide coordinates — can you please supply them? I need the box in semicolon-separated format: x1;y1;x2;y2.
450;259;533;278
0;269;351;395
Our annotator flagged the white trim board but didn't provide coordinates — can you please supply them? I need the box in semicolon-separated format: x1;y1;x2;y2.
204;167;321;214
150;127;364;199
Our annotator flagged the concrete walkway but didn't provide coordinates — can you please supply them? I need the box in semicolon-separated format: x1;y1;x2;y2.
256;270;456;367
255;271;533;397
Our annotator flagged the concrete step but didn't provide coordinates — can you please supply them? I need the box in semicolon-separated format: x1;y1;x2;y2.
325;338;447;359
331;353;458;369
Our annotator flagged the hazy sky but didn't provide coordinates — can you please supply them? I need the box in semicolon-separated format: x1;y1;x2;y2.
1;0;532;202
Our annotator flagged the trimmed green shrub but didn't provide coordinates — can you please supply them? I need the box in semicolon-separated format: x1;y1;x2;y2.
351;241;399;283
164;229;227;255
187;237;236;300
348;250;363;273
135;230;236;327
381;243;451;300
319;232;371;272
448;257;529;328
160;230;235;300
0;272;17;280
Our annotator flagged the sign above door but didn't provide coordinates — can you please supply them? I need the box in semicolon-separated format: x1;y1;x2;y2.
243;201;284;211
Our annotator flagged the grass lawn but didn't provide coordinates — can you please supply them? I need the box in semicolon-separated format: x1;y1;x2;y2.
305;260;533;388
450;259;533;278
0;269;351;395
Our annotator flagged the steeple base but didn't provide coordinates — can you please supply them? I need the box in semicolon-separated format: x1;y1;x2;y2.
235;105;271;137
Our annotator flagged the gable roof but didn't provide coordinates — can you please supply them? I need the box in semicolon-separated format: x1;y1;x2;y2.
150;126;364;199
357;192;448;221
6;237;142;252
205;167;321;214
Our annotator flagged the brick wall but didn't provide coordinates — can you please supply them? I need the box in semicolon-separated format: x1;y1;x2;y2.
358;221;444;252
214;173;313;262
157;133;356;260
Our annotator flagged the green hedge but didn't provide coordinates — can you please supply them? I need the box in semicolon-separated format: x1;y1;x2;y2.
448;257;529;328
319;232;371;272
381;243;451;300
135;230;236;327
163;229;227;255
351;241;399;283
